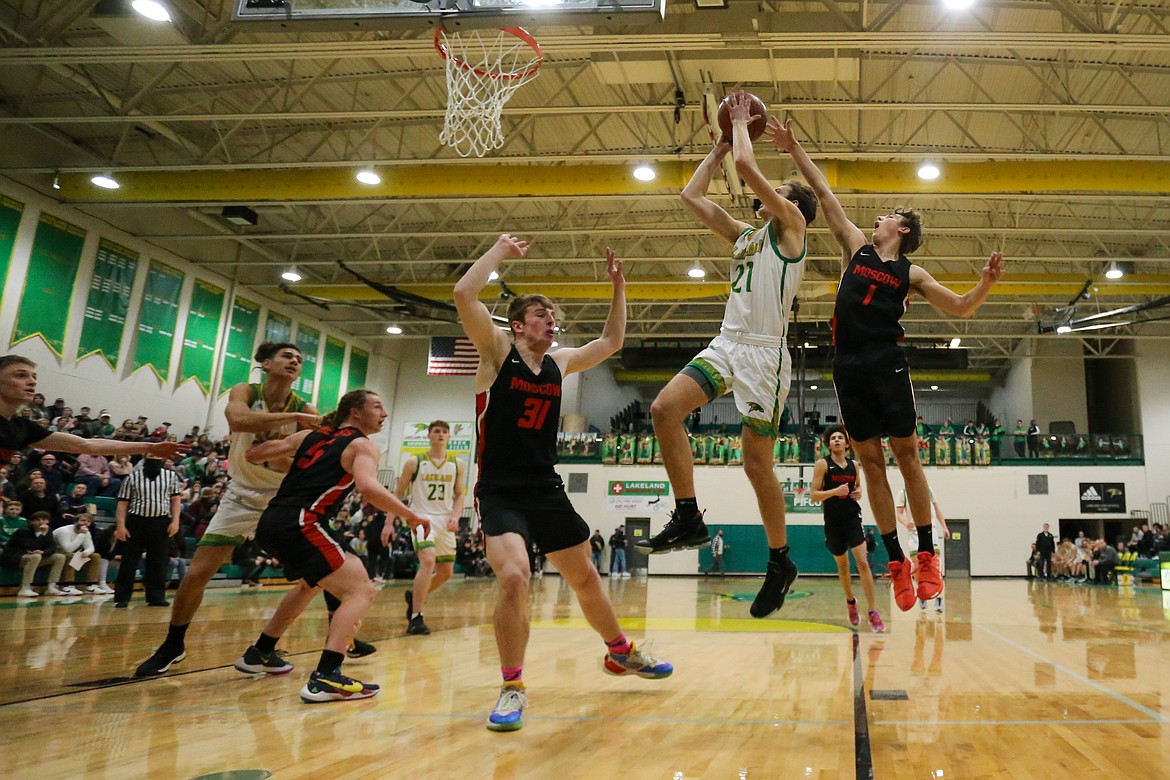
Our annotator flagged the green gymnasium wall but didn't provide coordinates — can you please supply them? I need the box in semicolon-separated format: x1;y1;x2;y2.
697;523;890;575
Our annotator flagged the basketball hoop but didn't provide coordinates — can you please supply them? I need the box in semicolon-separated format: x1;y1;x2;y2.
434;26;543;158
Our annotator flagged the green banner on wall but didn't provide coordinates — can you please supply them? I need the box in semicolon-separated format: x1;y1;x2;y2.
317;336;346;414
264;311;292;343
0;195;24;305
292;324;321;400
220;297;261;394
11;213;86;356
131;261;185;381
179;279;225;394
348;347;369;390
77;238;138;369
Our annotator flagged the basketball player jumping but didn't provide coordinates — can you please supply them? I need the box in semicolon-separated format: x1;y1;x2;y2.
772;117;1003;611
638;91;816;620
454;235;672;732
391;419;465;636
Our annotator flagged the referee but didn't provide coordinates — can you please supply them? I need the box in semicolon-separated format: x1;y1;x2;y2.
113;456;183;608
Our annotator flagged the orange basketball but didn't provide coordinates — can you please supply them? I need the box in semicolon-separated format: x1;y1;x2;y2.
717;93;768;143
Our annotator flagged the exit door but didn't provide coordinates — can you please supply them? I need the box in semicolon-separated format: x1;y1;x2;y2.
626;518;650;574
943;519;970;577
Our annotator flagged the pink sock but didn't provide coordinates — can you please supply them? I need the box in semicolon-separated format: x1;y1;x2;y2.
501;665;523;684
606;633;633;656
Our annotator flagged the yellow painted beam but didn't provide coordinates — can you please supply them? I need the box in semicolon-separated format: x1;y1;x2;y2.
612;368;993;384
57;160;1170;203
289;274;1170;302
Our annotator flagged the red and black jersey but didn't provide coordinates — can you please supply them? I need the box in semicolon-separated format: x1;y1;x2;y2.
269;425;365;520
475;346;562;492
832;244;912;355
820;456;861;524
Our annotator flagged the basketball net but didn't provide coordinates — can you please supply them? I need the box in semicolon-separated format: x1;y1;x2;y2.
435;27;543;158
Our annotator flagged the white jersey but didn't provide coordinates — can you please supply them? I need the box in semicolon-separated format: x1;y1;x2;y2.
226;382;307;492
409;454;459;518
721;222;806;345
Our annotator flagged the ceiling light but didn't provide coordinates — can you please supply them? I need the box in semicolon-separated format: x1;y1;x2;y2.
809;384;818;390
51;174;61;190
688;267;706;279
930;384;939;390
489;271;500;281
356;169;381;185
91;174;120;190
1105;262;1123;280
942;0;975;8
633;165;656;182
385;325;403;335
949;337;961;349
131;0;171;22
1056;324;1072;334
917;163;940;180
281;268;302;282
803;342;811;348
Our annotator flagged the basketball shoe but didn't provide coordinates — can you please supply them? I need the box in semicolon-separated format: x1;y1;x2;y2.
750;552;798;618
347;638;377;659
135;645;187;677
868;610;886;633
603;642;673;679
300;670;380;703
407;615;431;635
487;684;527;732
846;599;860;626
634;510;710;555
914;550;944;601
888;558;917;611
234;646;294;675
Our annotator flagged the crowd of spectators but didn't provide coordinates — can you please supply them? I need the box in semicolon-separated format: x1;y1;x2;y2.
1028;524;1168;585
0;391;234;597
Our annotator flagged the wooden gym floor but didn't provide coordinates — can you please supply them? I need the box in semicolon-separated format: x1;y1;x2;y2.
0;575;1166;779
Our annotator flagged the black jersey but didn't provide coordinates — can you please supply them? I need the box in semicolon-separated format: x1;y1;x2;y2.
832;244;912;355
269;425;365;519
820;456;861;524
475;346;562;491
0;414;50;462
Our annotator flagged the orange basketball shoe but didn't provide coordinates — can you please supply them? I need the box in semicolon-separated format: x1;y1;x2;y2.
888;558;917;611
914;550;945;601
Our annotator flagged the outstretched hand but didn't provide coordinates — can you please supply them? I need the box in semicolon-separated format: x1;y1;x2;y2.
983;251;1005;284
605;247;624;289
764;117;798;152
726;90;763;128
496;233;530;259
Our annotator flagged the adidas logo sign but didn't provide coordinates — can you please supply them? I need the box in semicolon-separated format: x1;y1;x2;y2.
1081;486;1101;501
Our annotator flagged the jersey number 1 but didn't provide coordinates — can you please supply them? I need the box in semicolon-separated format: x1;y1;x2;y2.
861;284;877;305
518;397;552;429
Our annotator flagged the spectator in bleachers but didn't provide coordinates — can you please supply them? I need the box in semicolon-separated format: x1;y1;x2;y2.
0;465;13;499
19;474;61;528
47;397;66;421
74;452;121;497
34;452;68;497
1054;537;1077;581
232;536;274;587
1012;420;1027;457
1026;419;1041;457
167;533;190;585
2;511;69;597
58;483;91;525
86;411;115;439
73;406;93;431
1;499;25;543
52;513;111;594
1026;542;1041;579
349;529;370;571
109;454;134;478
1136;523;1155;558
130;416;150;439
27;392;48;421
149;421;171;442
113;418;137;440
51;407;78;433
195;458;223;489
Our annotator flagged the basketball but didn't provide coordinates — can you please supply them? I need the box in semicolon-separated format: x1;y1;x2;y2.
717;92;768;143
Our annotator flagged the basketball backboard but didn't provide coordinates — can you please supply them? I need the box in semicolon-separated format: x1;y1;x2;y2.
232;0;666;30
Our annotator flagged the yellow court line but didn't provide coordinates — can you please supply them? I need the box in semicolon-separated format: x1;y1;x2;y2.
529;617;851;633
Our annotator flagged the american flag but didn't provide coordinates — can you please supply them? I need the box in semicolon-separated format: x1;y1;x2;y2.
428;336;479;376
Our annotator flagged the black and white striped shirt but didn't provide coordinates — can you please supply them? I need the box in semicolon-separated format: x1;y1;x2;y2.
117;468;182;517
